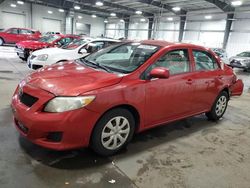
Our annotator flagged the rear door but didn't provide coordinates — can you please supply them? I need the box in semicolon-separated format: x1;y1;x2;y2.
190;48;224;112
19;29;34;41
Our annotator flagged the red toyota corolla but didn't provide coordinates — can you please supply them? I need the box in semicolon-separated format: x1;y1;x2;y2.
11;41;244;156
15;34;80;61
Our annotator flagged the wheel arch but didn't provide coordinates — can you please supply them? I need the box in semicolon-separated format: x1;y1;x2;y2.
56;59;68;63
0;37;5;43
92;104;141;134
221;87;230;98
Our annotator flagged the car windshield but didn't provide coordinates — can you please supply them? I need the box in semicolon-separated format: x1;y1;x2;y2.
39;35;61;43
61;39;88;50
237;52;250;57
82;42;160;73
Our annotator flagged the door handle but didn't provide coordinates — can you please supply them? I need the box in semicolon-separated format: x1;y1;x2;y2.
186;79;193;85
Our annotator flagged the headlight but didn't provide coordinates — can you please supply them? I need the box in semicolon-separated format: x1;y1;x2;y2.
44;96;95;113
36;54;48;61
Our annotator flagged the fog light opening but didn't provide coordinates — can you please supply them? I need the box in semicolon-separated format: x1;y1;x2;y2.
46;132;63;142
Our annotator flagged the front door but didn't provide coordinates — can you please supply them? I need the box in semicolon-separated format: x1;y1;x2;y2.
144;48;196;126
4;28;19;43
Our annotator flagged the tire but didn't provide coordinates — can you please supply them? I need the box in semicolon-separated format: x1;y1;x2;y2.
243;69;248;72
19;57;26;61
206;91;229;121
91;108;135;156
0;38;4;46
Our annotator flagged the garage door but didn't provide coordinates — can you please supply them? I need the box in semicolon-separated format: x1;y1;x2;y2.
2;12;26;29
42;18;62;33
76;22;91;35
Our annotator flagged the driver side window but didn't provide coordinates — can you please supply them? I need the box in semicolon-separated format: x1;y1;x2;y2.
7;28;19;34
143;49;190;79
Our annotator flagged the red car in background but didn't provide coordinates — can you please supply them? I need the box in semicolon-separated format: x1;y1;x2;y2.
0;28;41;46
15;34;80;60
11;41;243;156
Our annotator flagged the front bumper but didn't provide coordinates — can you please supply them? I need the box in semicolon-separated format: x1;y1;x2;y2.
27;55;54;70
27;57;44;70
15;47;29;59
11;84;100;150
230;60;250;69
230;79;244;96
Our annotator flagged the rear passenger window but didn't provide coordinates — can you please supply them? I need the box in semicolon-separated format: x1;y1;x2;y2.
20;29;32;34
193;50;219;71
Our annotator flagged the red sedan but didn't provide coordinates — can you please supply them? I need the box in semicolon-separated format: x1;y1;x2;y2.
11;41;244;156
15;34;80;61
0;28;41;46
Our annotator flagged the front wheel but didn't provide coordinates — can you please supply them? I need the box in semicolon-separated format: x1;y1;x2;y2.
206;91;229;121
0;38;4;46
91;108;135;156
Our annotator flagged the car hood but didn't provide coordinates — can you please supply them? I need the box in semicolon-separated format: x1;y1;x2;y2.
230;56;250;61
25;61;123;96
32;47;68;56
16;40;49;50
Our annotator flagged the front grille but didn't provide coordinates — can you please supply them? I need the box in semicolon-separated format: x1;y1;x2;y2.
32;64;43;70
19;92;38;107
230;60;241;65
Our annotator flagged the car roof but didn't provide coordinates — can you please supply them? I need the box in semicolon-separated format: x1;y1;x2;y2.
139;40;210;50
8;27;39;32
90;38;120;42
47;34;80;38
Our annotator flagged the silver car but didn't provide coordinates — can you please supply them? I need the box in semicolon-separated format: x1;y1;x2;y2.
211;48;229;65
229;51;250;71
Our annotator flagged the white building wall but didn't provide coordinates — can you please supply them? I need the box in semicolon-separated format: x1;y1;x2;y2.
106;22;125;39
226;13;250;56
183;19;226;48
0;0;31;29
73;13;105;37
154;18;180;42
0;1;104;37
128;18;148;40
31;4;66;34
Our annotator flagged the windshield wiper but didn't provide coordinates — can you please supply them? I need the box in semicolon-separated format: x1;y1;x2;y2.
82;59;112;73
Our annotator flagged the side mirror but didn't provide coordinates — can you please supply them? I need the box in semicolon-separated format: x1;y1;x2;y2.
86;43;99;53
79;48;87;54
150;67;170;79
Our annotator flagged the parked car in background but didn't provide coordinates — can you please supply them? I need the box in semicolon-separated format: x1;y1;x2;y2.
0;28;41;46
211;48;229;65
27;38;120;70
12;41;243;156
45;31;61;35
15;34;80;61
229;51;250;71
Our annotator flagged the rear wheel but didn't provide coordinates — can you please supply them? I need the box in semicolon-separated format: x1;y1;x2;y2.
91;108;135;156
206;91;229;121
0;38;4;46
